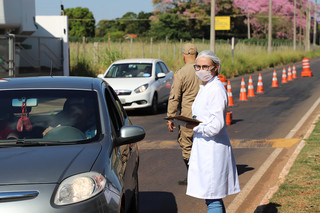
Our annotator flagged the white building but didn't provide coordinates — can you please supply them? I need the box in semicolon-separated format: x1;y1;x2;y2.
0;0;69;77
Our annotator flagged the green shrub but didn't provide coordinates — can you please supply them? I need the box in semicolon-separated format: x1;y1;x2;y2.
70;59;96;77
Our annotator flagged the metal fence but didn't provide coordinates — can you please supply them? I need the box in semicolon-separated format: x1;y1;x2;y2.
0;34;64;78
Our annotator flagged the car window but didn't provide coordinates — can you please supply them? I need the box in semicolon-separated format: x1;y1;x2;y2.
0;90;100;142
104;85;126;135
105;63;152;78
156;62;164;76
159;62;169;74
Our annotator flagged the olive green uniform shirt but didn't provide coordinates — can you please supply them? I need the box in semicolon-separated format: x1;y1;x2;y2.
167;61;201;118
167;61;200;160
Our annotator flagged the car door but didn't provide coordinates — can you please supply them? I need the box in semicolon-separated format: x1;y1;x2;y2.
104;85;138;211
104;85;128;178
159;62;174;100
155;62;168;103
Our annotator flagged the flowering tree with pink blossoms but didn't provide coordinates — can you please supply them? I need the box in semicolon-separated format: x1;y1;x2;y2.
151;0;244;39
153;0;319;40
233;0;307;39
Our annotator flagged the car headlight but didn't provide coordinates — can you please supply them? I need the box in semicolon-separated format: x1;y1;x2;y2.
54;172;106;206
134;84;148;93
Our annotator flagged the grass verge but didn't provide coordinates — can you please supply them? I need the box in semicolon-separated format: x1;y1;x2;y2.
69;41;320;78
262;117;320;212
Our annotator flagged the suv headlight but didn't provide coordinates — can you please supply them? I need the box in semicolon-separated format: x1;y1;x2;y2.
54;172;106;205
134;84;148;93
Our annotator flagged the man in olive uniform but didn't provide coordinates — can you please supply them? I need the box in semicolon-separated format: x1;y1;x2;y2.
167;43;200;185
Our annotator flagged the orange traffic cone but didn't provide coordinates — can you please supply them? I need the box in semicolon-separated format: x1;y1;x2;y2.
292;65;297;79
247;76;255;97
271;70;278;88
218;75;228;90
226;111;232;125
287;66;293;81
301;57;313;77
227;81;234;107
239;78;248;101
281;68;287;83
256;73;264;94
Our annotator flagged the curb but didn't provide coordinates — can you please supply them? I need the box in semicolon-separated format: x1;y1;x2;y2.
227;96;320;213
255;111;320;210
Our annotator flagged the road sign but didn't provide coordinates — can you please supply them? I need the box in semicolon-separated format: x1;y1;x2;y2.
215;16;230;30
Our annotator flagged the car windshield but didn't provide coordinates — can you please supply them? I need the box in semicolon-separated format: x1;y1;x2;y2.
105;63;152;78
0;90;100;144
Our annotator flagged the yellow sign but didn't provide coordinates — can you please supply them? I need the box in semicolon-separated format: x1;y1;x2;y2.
215;16;230;30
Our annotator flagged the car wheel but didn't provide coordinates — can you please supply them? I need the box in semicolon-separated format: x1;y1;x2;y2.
149;94;158;114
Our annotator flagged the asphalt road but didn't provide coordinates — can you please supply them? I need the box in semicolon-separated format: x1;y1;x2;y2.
128;57;320;213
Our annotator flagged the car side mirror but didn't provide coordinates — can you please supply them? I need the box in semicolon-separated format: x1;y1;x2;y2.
115;125;146;146
97;74;104;79
156;72;166;79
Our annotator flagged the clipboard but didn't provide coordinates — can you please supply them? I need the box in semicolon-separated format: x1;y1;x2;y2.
164;115;202;124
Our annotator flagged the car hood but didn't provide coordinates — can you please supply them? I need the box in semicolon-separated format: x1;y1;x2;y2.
103;78;152;91
0;143;102;185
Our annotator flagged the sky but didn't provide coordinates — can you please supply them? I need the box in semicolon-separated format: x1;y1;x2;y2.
35;0;154;24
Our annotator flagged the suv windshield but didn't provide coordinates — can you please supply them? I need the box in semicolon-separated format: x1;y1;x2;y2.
105;63;152;78
0;90;100;143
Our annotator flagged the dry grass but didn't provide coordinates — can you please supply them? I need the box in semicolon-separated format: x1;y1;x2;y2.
69;40;320;78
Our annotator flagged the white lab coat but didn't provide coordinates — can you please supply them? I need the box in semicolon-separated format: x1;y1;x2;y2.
186;76;240;199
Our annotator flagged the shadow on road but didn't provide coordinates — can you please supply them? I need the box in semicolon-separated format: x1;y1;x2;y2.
139;191;177;213
230;119;243;125
237;164;254;176
126;103;167;116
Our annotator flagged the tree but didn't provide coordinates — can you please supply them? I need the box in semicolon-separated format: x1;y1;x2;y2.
136;12;153;36
152;0;318;40
118;12;138;33
65;7;95;37
148;13;191;40
232;0;310;39
152;0;245;39
96;12;152;38
152;0;211;13
96;20;121;37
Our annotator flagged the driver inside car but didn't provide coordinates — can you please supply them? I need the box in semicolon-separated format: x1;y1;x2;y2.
0;101;19;140
43;98;97;139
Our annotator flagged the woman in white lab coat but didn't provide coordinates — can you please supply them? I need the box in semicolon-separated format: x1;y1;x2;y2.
186;50;240;213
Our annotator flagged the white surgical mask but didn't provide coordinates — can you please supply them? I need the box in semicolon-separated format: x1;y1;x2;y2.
195;70;213;82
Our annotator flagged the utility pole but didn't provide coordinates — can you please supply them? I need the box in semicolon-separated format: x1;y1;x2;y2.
305;0;311;51
268;0;272;54
294;0;297;50
210;0;216;53
60;0;65;15
241;6;251;39
313;0;317;49
247;11;251;39
299;11;302;48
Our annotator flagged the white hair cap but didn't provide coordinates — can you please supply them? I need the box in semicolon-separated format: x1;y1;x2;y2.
196;50;221;74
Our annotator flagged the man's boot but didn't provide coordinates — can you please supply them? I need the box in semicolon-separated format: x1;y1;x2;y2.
178;159;189;185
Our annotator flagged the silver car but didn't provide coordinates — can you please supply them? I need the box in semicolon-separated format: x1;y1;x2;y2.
98;58;174;114
0;77;145;213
